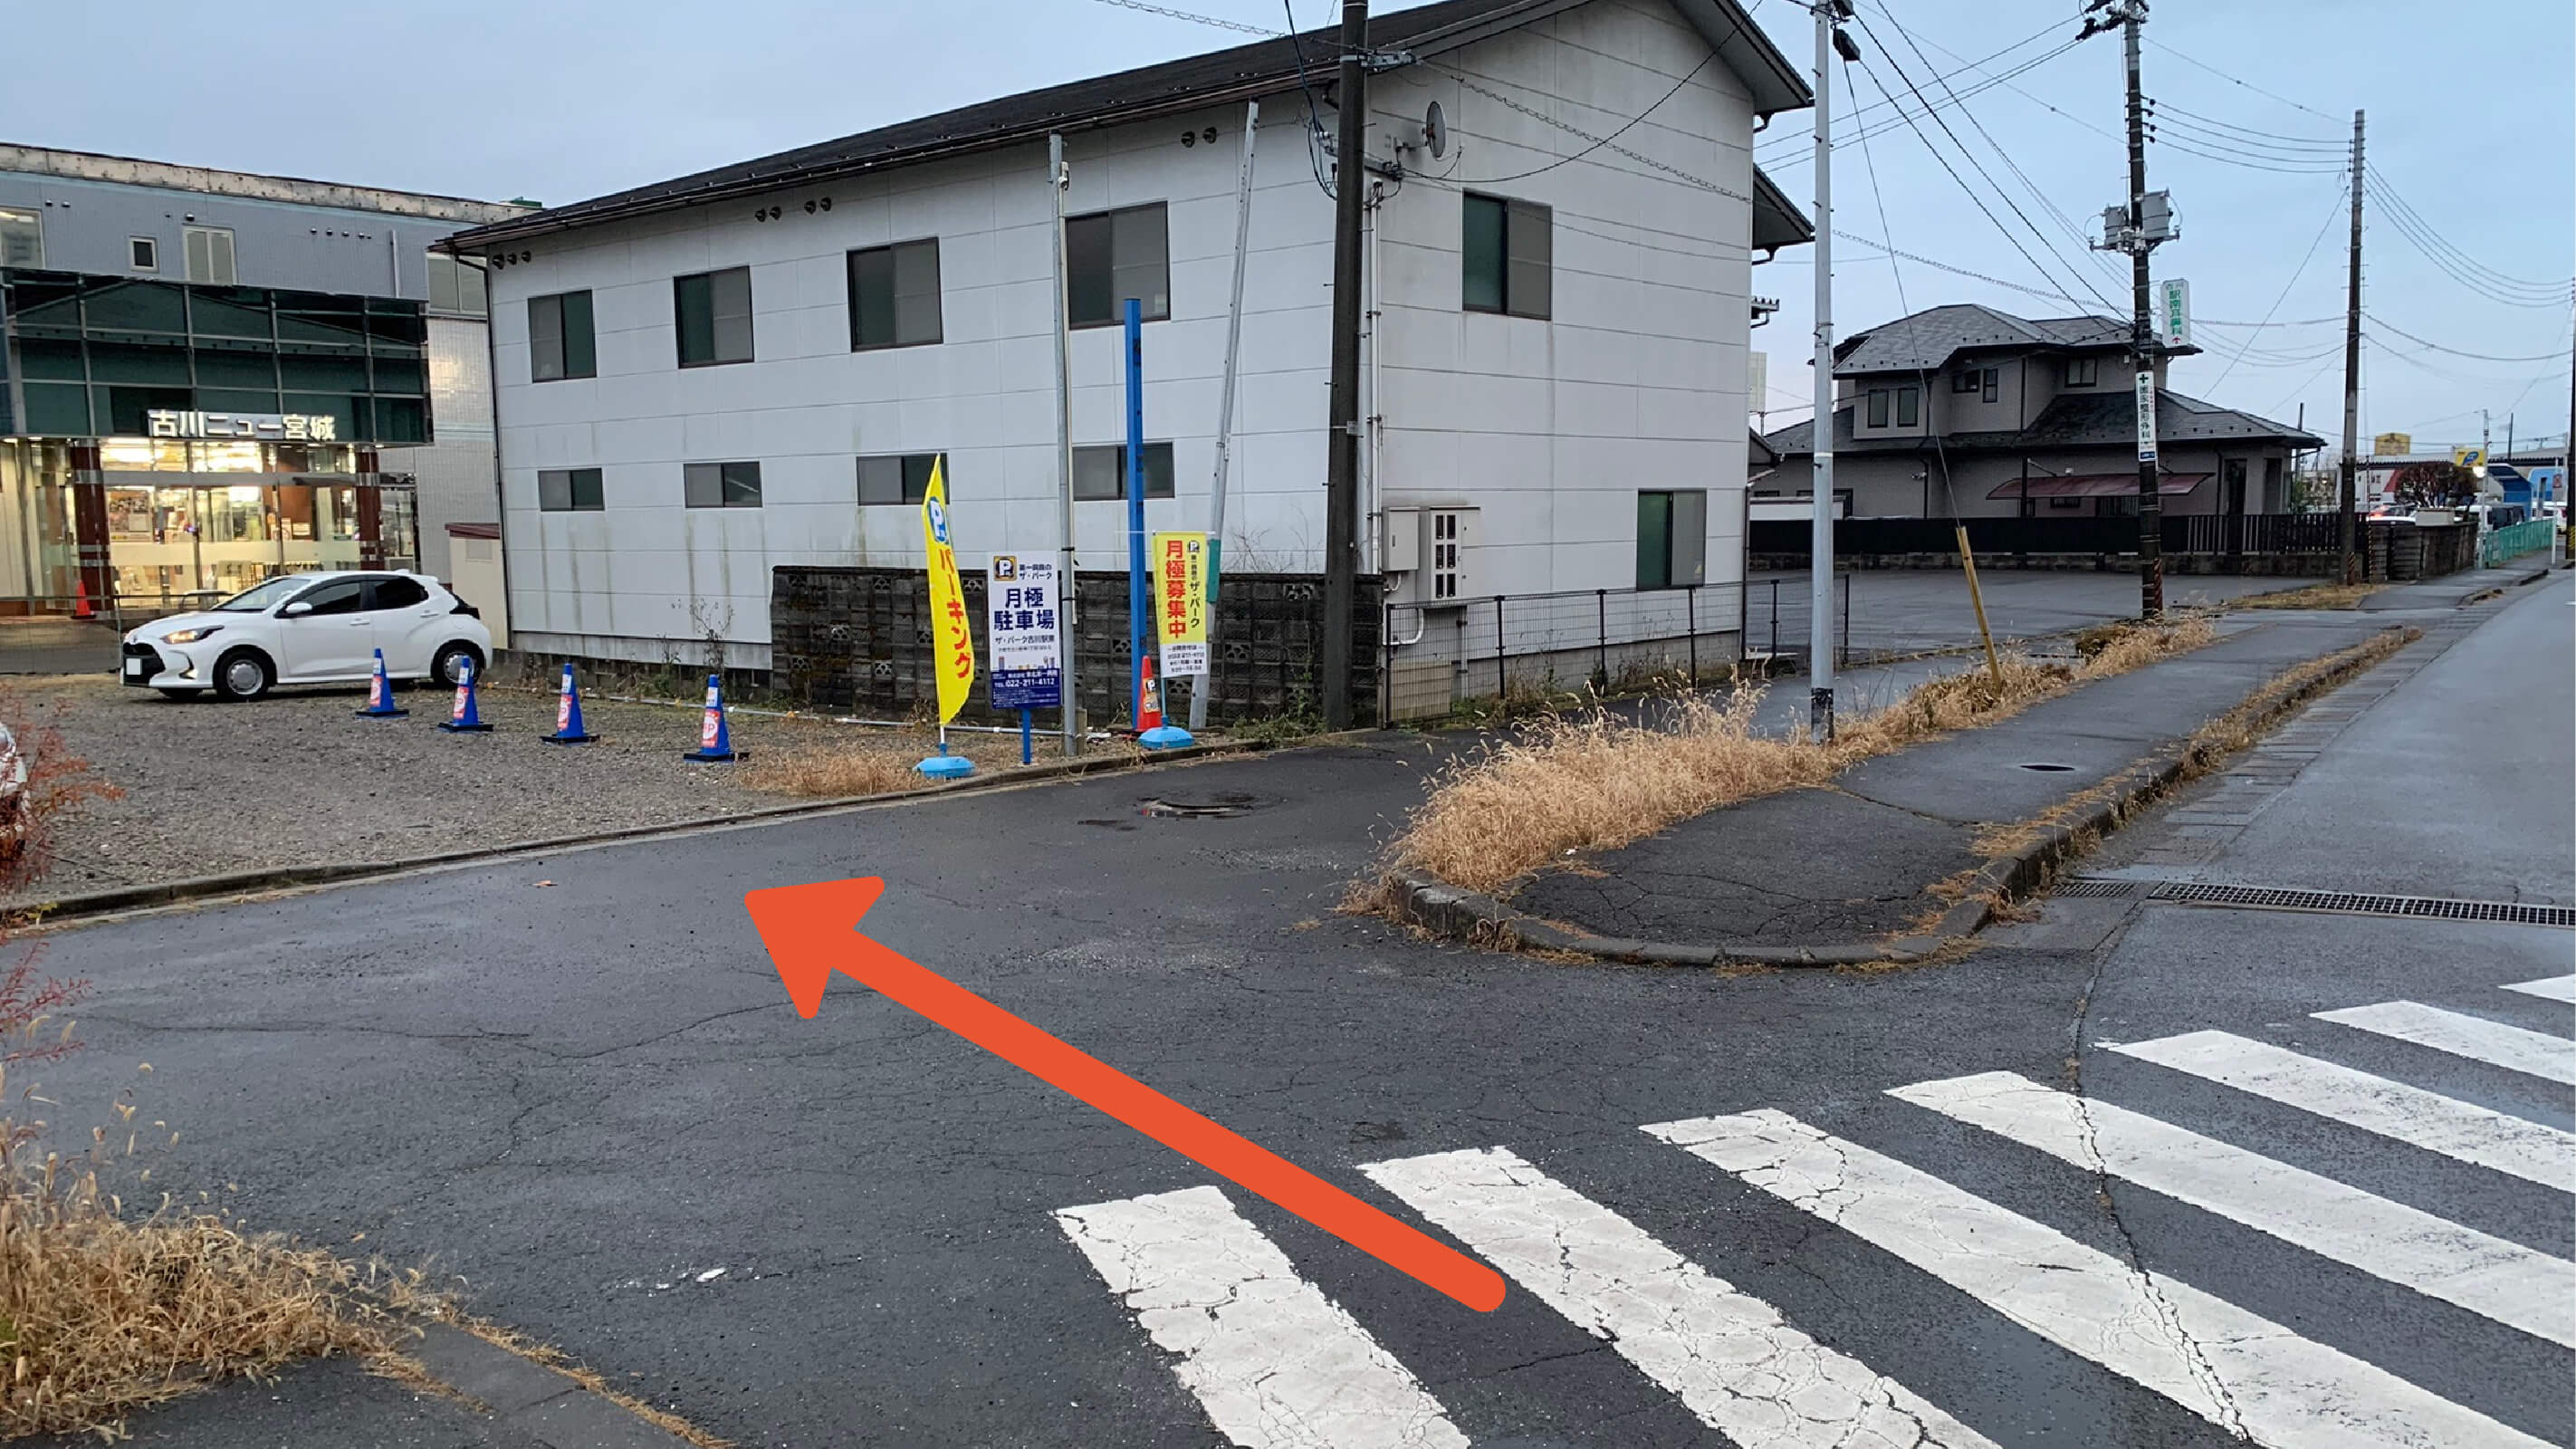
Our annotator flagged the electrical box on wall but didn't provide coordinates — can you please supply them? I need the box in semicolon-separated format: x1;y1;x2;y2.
1385;505;1476;605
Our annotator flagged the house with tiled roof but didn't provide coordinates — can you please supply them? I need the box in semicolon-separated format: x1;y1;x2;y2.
1760;302;2322;522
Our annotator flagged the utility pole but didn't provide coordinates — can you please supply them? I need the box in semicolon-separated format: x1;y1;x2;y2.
2337;110;2365;583
1318;0;1369;730
1809;2;1854;742
1048;133;1081;754
2120;3;2162;618
1192;101;1259;734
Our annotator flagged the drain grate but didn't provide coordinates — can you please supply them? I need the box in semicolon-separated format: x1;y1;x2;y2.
2055;878;2145;898
2057;876;2573;927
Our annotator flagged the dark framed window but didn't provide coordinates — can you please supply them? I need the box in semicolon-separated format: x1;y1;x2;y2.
538;466;605;512
1635;489;1708;590
367;576;430;609
1895;386;1920;427
1067;203;1170;328
129;236;158;272
683;460;762;508
2065;356;2100;388
2047;494;2084;510
849;240;943;350
1952;365;1997;401
1460;193;1552;319
1982;368;1999;402
857;452;944;505
529;291;596;381
1072;442;1174;500
675;266;753;367
1951;369;1979;393
1865;389;1891;427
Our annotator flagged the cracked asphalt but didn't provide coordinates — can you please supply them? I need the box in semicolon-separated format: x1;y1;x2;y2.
23;571;2572;1447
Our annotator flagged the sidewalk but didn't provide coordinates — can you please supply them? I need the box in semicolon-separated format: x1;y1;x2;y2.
2359;557;2561;612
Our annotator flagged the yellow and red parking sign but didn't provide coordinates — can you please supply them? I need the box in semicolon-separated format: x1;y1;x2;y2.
920;459;974;724
1151;530;1209;677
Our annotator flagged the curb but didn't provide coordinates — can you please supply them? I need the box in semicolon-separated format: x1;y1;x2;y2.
14;731;1373;926
1379;628;2416;967
401;1320;709;1449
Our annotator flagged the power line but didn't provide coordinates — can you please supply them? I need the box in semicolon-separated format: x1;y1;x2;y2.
1437;51;1720;186
1758;34;2095;160
2143;98;2345;149
2200;172;2350;393
2142;37;2340;122
2367;166;2572;301
1425;59;1752;204
1089;0;1283;36
2365;314;2573;364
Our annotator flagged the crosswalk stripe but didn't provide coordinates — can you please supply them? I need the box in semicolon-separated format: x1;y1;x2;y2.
1054;1185;1469;1449
2105;1030;2576;1192
2315;1001;2576;1085
1890;1071;2576;1348
2501;974;2576;1004
1647;1108;2553;1449
1361;1146;1998;1449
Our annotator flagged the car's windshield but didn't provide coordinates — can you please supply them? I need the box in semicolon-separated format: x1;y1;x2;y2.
214;576;319;613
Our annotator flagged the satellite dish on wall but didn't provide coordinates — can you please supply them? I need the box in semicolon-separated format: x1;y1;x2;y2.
1422;101;1448;158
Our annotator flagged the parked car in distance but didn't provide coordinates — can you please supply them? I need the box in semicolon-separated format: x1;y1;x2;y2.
120;571;491;701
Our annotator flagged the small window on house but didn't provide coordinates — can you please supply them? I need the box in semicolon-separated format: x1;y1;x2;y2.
857;453;945;505
184;225;236;284
1982;367;1999;403
675;266;754;366
530;291;598;381
129;236;158;272
683;460;762;508
1895;387;1920;427
2047;494;2084;510
848;239;943;350
1952;369;1978;393
0;207;40;268
1866;389;1891;427
1066;203;1170;327
1635;490;1708;590
537;467;605;512
1460;193;1551;320
1071;442;1175;500
1429;510;1465;600
427;254;488;317
2065;356;2100;388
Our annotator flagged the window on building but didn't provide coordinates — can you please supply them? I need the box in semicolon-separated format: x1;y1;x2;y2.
1066;204;1169;328
184;226;236;284
538;467;606;512
1071;441;1175;500
1952;365;1997;401
0;207;42;268
1634;489;1708;590
1866;389;1891;427
426;254;489;317
2047;494;2084;510
857;453;944;505
529;290;597;381
848;240;943;350
683;460;762;508
1460;193;1552;320
675;266;753;366
129;236;158;272
2064;356;2099;388
1895;386;1920;427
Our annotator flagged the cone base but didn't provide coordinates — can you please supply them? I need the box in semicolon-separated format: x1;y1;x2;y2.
355;706;409;718
436;722;494;734
916;753;975;780
541;732;597;744
1138;725;1195;750
682;748;740;763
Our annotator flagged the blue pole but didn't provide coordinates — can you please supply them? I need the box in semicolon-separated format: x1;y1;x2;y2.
1124;296;1148;727
1020;706;1033;765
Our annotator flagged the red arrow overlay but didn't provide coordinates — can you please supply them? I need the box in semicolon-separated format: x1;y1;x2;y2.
744;877;1507;1312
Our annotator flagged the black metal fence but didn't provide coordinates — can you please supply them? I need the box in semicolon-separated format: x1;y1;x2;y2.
1748;512;2349;561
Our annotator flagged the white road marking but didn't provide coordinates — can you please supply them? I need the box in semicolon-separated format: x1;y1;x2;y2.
1054;1185;1468;1449
2501;974;2576;1004
2107;1029;2576;1192
2316;1001;2576;1085
1646;1108;2552;1449
1362;1146;1997;1449
1891;1071;2576;1348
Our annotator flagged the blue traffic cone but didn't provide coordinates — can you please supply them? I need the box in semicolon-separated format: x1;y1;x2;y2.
681;674;738;762
542;663;596;744
354;648;407;717
436;657;493;733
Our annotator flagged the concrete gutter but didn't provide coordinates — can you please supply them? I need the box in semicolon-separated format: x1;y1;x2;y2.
1380;629;2417;968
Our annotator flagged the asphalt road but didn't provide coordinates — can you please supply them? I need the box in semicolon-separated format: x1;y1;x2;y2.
1746;566;2296;664
24;573;2571;1447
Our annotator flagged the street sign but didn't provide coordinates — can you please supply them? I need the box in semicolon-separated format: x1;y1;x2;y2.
2156;278;2191;349
2452;446;2487;472
1151;530;1211;677
2372;431;2411;456
2134;370;2159;463
986;554;1063;711
919;459;974;726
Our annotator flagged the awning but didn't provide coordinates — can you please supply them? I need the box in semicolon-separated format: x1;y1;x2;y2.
1988;472;2211;499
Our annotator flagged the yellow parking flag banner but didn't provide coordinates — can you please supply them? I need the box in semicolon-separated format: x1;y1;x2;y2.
1152;531;1211;677
921;458;974;726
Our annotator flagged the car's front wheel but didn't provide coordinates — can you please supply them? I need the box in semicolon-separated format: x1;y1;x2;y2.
430;641;484;688
211;648;273;702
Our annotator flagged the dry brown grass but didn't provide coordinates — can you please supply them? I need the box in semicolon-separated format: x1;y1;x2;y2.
738;744;924;799
2231;580;2380;610
1369;618;2217;901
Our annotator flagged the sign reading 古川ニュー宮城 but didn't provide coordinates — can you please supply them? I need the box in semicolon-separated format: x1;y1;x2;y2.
147;409;339;442
986;554;1062;711
1151;531;1210;678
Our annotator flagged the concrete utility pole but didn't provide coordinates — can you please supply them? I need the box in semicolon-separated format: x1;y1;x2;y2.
1049;133;1081;754
1318;0;1369;730
2337;111;2365;583
2119;3;2162;618
1808;1;1853;742
1192;101;1259;734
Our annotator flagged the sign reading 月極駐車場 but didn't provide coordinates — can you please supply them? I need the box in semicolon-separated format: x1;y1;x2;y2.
986;554;1062;711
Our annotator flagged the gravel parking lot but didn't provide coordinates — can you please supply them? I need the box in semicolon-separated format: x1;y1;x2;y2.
0;677;1107;908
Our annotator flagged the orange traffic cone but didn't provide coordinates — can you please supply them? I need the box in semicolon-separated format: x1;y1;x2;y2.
1135;655;1163;733
72;577;93;620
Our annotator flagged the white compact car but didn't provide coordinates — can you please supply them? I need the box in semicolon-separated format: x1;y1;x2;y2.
121;571;492;702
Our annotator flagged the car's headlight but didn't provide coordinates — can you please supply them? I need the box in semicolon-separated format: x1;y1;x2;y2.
161;625;223;645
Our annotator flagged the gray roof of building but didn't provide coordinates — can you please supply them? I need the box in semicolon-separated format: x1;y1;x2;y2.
1762;386;2324;456
442;0;1808;254
1831;302;2145;378
0;142;528;226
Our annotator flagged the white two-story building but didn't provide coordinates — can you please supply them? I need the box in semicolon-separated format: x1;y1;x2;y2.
440;0;1811;678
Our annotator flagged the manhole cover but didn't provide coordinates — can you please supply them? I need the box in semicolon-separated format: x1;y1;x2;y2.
1138;791;1273;819
2017;762;2075;772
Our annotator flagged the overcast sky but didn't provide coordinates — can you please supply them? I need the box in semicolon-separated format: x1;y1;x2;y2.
6;0;2566;454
